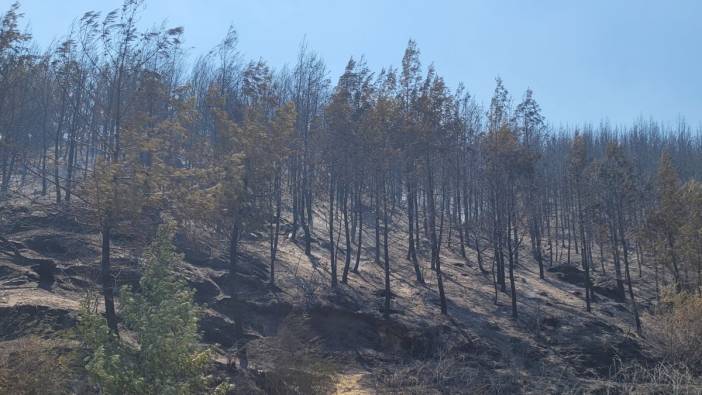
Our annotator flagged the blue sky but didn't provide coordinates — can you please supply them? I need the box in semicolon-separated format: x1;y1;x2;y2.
13;0;702;127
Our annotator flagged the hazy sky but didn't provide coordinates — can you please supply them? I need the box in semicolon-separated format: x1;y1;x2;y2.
13;0;702;127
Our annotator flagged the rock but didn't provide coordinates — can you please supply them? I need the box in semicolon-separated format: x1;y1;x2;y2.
22;233;96;260
548;264;586;287
200;312;239;347
592;279;625;301
214;298;292;337
485;321;501;331
574;336;647;377
31;259;56;290
187;276;221;304
199;311;259;348
173;231;227;269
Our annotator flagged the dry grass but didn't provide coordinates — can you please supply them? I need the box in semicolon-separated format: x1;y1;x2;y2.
597;288;702;394
0;336;81;395
370;342;516;395
255;367;335;395
649;288;702;370
609;359;702;395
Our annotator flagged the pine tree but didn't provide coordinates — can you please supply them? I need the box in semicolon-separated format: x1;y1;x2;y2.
78;1;183;332
649;151;685;290
569;134;593;311
79;222;218;395
594;143;641;331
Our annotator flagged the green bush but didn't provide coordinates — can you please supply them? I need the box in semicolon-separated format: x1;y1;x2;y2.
79;222;227;395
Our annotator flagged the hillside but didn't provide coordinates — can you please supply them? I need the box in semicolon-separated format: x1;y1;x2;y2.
0;193;668;394
3;1;702;394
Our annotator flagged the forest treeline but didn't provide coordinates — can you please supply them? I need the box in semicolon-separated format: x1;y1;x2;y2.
2;1;702;335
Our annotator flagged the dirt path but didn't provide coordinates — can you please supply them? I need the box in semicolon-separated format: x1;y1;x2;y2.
334;373;371;395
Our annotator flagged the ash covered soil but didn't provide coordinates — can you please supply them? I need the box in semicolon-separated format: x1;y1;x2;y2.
0;197;659;394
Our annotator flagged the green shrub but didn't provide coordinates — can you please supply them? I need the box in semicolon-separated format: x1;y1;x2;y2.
79;222;226;394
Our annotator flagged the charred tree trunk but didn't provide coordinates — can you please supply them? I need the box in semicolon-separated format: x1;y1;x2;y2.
426;157;447;314
101;221;118;333
329;172;337;288
407;179;424;283
341;185;352;284
353;181;363;273
230;222;240;267
383;181;392;318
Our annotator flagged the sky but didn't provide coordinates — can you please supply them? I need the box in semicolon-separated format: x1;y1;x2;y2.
11;0;702;128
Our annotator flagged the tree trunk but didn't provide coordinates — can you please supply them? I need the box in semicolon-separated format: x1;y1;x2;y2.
506;193;518;319
374;182;381;264
101;222;118;333
353;184;363;273
426;157;447;314
341;185;352;284
407;180;424;283
329;172;337;288
618;204;641;333
383;182;392;318
269;172;281;285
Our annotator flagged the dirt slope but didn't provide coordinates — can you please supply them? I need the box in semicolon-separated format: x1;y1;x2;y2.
0;196;658;394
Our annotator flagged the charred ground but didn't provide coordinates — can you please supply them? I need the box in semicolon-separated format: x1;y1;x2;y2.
0;195;663;394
